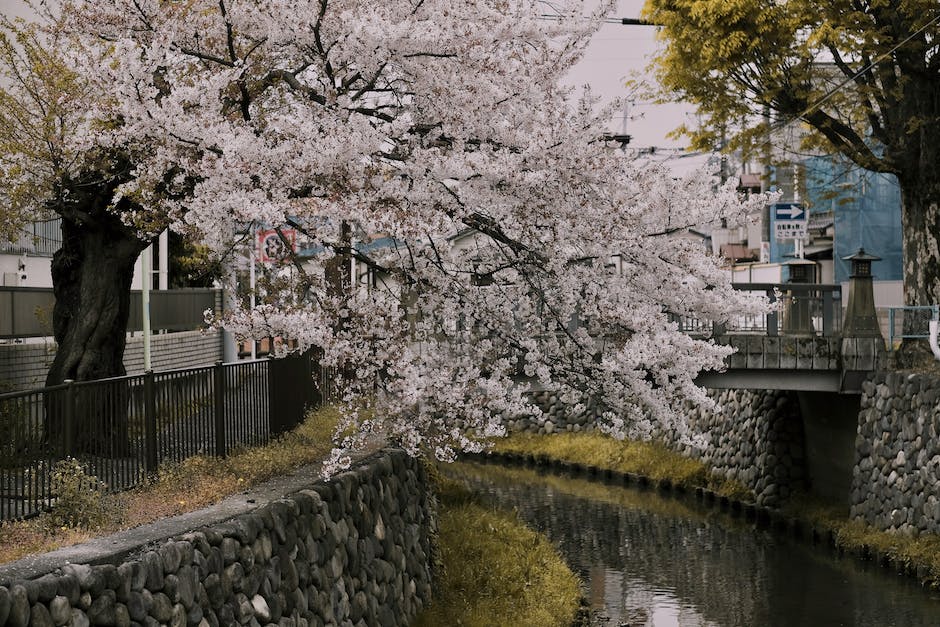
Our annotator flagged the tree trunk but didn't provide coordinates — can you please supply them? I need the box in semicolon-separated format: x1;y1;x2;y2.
896;181;940;366
44;173;149;455
46;215;146;385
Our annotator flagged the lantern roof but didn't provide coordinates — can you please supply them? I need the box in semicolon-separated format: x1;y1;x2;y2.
842;247;881;262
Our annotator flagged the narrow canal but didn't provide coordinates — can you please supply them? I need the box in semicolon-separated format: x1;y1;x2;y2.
446;461;940;627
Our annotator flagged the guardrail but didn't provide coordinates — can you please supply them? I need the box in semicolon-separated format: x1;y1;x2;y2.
887;305;940;349
0;352;326;521
673;283;843;338
0;219;62;257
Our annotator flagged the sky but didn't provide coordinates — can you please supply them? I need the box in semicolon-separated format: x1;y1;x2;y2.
0;0;695;154
560;0;693;151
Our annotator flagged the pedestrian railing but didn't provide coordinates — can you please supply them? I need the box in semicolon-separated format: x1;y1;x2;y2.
886;305;940;349
672;283;843;338
0;353;325;521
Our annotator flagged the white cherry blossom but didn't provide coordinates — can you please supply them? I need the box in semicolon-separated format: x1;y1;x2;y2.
35;0;770;473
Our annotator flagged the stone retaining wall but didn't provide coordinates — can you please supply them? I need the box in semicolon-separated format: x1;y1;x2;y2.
671;389;806;508
851;372;940;534
505;389;806;508
503;391;599;435
0;449;436;627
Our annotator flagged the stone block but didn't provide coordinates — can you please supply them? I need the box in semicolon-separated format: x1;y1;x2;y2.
746;336;764;369
760;336;780;368
779;337;797;368
796;338;815;369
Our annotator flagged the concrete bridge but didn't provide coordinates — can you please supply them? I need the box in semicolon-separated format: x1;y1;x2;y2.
688;254;888;394
687;282;884;393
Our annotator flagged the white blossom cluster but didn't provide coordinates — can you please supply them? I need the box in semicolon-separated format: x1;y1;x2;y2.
46;0;769;473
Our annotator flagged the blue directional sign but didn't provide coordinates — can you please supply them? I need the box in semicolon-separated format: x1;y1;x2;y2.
771;202;807;241
772;202;806;221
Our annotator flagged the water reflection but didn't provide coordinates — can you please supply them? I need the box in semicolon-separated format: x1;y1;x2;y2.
447;462;940;627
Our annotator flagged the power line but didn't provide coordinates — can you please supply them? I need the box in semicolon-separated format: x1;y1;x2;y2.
770;12;940;135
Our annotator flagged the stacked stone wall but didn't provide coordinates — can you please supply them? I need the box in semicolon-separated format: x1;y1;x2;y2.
0;449;435;627
851;372;940;534
505;389;806;507
667;389;805;507
503;391;599;435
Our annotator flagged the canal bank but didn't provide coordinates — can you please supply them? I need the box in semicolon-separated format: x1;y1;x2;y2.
448;460;940;626
488;426;940;591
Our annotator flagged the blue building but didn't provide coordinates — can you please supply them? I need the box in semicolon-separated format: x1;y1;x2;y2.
802;155;903;284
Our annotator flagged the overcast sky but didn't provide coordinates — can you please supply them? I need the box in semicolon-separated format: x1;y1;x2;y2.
0;0;693;152
561;0;692;150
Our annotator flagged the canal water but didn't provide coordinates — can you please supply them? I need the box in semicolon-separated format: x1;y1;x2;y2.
446;461;940;627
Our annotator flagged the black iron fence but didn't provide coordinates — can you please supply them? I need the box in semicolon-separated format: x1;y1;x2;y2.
0;353;323;521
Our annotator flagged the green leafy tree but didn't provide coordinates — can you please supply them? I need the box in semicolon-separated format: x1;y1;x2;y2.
645;0;940;310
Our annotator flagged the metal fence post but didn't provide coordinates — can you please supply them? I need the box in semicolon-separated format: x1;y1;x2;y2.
214;361;226;458
267;355;279;436
822;288;834;336
888;308;896;349
144;370;158;473
766;289;779;337
63;379;75;457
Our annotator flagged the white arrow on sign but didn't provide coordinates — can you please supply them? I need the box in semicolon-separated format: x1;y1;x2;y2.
774;204;806;220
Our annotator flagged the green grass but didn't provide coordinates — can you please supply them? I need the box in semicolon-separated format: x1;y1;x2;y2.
493;431;753;499
413;476;582;627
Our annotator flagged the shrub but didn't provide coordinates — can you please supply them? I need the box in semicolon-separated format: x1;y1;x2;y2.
46;458;109;530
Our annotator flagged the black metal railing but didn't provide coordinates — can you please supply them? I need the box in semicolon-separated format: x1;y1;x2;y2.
0;353;325;521
0;218;63;257
672;283;843;338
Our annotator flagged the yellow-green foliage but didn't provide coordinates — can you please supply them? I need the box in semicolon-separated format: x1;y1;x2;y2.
414;478;581;627
493;431;750;498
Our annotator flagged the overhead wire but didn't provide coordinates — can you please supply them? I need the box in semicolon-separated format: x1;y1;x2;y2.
538;3;940;152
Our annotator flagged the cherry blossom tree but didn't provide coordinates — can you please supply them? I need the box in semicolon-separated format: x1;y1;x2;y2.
26;0;768;469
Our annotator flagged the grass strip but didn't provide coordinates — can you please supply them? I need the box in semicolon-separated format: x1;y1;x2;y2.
413;475;582;627
494;431;940;589
0;405;342;565
782;493;940;589
493;431;753;499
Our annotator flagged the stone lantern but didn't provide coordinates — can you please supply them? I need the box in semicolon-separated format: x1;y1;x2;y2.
842;248;882;338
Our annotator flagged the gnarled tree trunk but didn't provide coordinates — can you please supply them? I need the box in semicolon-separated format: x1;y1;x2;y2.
46;214;147;386
44;165;150;455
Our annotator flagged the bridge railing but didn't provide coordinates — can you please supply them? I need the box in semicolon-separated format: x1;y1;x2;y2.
673;283;843;338
886;305;939;349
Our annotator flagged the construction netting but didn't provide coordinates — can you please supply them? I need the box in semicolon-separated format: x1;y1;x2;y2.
803;155;903;283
